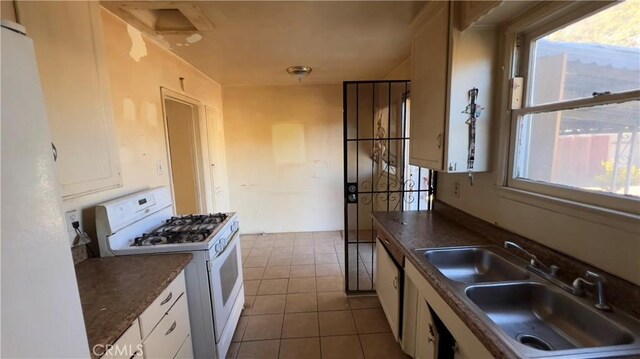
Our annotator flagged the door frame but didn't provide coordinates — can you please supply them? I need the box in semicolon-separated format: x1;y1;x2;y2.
160;87;208;214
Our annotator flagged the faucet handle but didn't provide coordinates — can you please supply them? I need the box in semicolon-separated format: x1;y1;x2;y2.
549;265;560;277
585;270;611;311
586;270;607;283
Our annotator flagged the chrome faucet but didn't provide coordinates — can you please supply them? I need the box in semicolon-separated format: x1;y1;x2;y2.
572;271;611;311
503;241;580;295
503;241;559;277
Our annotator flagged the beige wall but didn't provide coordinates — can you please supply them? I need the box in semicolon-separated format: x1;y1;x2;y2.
437;173;640;285
1;1;16;22
60;9;225;238
384;57;412;80
223;84;343;234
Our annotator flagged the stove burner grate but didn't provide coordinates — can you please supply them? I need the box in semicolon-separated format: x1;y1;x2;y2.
132;213;228;247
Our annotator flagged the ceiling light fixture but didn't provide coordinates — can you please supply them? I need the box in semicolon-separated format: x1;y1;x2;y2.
286;66;312;82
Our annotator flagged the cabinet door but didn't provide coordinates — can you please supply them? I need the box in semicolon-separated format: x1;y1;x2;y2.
415;298;438;359
401;275;419;357
444;27;497;173
101;319;142;359
375;239;400;339
17;1;121;198
409;1;450;170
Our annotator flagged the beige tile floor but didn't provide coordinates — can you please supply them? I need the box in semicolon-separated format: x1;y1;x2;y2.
228;232;409;359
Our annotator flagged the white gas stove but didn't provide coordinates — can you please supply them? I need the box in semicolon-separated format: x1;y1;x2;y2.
95;187;243;359
96;187;239;256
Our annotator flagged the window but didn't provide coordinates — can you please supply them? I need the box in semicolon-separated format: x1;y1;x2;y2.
509;0;640;214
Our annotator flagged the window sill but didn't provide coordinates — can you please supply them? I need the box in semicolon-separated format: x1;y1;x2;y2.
495;186;640;234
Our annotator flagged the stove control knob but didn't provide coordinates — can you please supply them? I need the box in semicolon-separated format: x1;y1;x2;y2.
215;243;223;253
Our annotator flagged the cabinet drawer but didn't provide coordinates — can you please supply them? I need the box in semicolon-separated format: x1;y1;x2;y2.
101;318;142;359
143;293;190;359
139;271;186;339
376;231;404;266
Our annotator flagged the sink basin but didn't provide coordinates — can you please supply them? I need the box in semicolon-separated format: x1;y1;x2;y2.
466;282;635;351
423;247;529;283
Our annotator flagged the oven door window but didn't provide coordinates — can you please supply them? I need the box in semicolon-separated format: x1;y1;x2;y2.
219;246;239;306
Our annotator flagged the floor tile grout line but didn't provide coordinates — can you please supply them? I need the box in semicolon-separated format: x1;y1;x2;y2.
238;330;391;343
315;289;322;359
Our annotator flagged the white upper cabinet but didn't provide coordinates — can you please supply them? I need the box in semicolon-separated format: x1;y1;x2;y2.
410;1;497;173
17;1;121;198
410;1;450;170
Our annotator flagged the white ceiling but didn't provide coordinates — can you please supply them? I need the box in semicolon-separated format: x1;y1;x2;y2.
102;1;426;85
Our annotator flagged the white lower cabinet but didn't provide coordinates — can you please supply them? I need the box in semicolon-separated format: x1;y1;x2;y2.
375;238;401;340
405;261;492;359
101;319;143;359
143;293;191;359
100;270;192;359
139;271;187;339
414;295;439;359
174;334;194;359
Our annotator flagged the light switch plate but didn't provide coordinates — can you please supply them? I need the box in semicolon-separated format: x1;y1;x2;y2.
156;160;164;175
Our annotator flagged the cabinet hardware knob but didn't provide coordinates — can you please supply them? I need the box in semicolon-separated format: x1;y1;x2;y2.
160;292;173;305
436;134;442;149
165;321;177;335
393;276;398;289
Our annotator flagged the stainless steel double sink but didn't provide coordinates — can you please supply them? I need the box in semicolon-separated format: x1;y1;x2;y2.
416;246;640;358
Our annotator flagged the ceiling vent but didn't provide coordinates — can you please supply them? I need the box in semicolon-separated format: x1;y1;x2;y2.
114;2;214;34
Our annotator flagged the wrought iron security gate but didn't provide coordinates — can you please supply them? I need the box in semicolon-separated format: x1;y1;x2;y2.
343;80;436;293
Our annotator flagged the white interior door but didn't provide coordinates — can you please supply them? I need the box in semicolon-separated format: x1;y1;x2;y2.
206;106;230;212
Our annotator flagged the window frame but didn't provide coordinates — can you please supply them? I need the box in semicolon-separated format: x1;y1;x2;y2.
504;1;640;215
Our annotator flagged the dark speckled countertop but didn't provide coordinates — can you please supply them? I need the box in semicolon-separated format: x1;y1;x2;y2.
372;203;640;359
75;254;192;357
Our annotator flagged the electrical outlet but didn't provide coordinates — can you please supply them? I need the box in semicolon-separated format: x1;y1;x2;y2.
65;209;80;233
453;182;460;198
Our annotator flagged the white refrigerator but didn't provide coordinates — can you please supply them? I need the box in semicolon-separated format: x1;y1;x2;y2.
1;21;90;358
